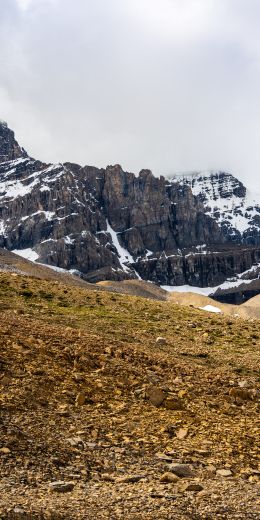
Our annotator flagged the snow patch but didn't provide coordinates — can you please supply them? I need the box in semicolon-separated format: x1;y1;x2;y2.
38;263;82;277
0;177;39;200
12;248;39;262
106;220;134;273
199;305;222;313
161;284;215;296
40;238;57;244
0;220;7;236
64;235;75;245
21;211;55;222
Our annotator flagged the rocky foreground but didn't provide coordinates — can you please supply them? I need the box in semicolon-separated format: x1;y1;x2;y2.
0;272;259;519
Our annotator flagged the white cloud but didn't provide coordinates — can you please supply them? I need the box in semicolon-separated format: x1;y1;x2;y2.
124;0;217;44
16;0;36;9
16;0;55;9
1;0;260;191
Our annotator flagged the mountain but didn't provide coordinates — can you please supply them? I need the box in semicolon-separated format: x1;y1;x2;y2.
170;170;260;245
0;119;27;162
1;120;260;290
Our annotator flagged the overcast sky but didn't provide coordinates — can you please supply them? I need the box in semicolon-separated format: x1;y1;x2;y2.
0;0;260;190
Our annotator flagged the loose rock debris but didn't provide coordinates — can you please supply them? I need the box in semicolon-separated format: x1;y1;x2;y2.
0;272;259;519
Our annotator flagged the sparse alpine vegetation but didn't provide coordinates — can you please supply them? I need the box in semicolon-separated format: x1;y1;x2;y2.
0;271;259;519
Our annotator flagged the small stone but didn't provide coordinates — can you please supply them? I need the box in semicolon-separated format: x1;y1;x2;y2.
163;398;183;410
194;449;210;456
57;405;70;417
216;469;232;477
238;380;248;388
168;464;194;478
178;389;187;398
248;475;258;483
188;322;197;328
173;377;182;384
117;474;147;483
176;428;188;440
181;482;204;492
101;474;115;482
206;464;216;474
91;429;99;441
0;447;11;454
49;481;74;493
156;337;167;345
147;386;165;407
67;437;83;447
160;472;179;483
73;373;85;382
248;469;260;476
67;474;81;480
85;442;97;449
155;452;173;462
75;392;85;406
229;388;252;401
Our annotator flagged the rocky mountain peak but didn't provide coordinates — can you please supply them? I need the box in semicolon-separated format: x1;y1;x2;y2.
139;169;153;178
0;120;28;164
1;121;260;290
106;164;123;173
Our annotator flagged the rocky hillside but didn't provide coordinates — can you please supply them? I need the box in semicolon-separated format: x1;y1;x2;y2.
1;120;260;288
0;270;259;519
170;171;260;245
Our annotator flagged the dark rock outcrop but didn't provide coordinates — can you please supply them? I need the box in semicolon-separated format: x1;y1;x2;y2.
0;120;27;163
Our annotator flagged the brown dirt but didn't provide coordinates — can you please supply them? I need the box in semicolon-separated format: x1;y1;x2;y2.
167;291;235;314
97;280;167;300
0;272;259;519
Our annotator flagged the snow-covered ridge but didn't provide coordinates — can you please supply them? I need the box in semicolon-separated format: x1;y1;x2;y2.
169;170;260;238
170;169;225;181
0;161;66;201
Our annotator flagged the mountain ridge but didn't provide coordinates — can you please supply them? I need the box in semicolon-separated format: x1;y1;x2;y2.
170;170;260;244
1;120;260;292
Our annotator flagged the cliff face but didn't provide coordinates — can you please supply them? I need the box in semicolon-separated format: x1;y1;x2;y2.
0;120;27;163
170;171;260;245
1;121;260;286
